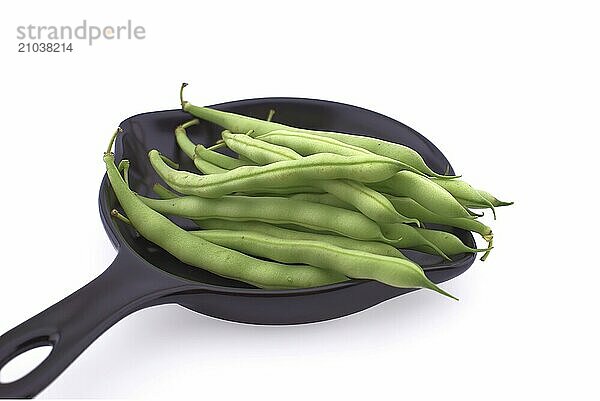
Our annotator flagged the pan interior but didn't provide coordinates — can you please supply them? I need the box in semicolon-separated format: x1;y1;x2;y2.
101;99;475;289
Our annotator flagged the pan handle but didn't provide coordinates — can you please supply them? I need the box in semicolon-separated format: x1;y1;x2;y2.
0;250;192;399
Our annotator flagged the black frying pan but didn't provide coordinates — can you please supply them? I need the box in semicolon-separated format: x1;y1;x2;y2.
0;98;476;398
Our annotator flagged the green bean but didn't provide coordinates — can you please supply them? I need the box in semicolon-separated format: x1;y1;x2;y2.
194;139;300;180
191;229;455;299
205;110;272;149
258;129;375;156
117;160;130;186
141;195;389;240
174;119;251;174
414;227;491;256
174;119;224;174
138;194;448;258
285;192;491;255
149;150;405;198
431;178;497;219
153;183;178;199
383;195;493;240
237;154;255;163
115;205;408;277
477;189;513;208
221;131;472;223
466;208;484;217
149;188;408;260
180;86;284;134
287;192;491;242
197;219;408;260
194;144;253;169
104;129;346;289
372;223;453;258
392;225;487;256
193;156;228;174
221;131;419;225
256;129;423;176
286;193;353;209
159;154;179;170
299;132;458;179
222;130;300;164
180;84;455;179
174;119;201;159
237;186;326;196
430;180;513;224
369;171;472;219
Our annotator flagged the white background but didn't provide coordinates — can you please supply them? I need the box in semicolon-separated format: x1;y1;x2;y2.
1;1;598;399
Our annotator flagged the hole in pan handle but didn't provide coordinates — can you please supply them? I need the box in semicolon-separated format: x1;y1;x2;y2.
0;250;193;399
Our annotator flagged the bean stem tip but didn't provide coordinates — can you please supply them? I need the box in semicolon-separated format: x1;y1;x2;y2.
480;238;494;261
111;209;131;225
180;83;189;108
105;127;123;155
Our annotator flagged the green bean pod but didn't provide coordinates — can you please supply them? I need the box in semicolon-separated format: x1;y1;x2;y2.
182;101;282;136
174;119;253;173
159;154;180;170
153;183;179;199
196;219;408;260
174;119;201;159
286;193;353;209
149;186;408;260
376;224;453;258
182;95;454;179
316;179;419;225
465;208;484;217
174;119;229;174
193;157;228;174
103;136;346;289
117;160;130;185
370;171;472;219
149;151;404;198
257;129;374;156
140;195;392;242
139;195;447;258
383;196;493;240
222;130;300;164
380;223;487;256
288;192;493;248
221;131;419;225
237;186;326;196
194;145;253;169
256;129;423;176
192;229;456;299
302;131;458;179
475;189;514;208
263;223;451;260
430;178;497;218
414;227;491;255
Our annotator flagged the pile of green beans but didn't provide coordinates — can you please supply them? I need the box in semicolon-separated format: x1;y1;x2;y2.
103;85;512;300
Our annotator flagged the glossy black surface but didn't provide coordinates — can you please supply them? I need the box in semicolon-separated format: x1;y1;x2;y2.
0;98;475;398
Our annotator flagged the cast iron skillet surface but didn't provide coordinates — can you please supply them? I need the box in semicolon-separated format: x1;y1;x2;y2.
0;98;475;398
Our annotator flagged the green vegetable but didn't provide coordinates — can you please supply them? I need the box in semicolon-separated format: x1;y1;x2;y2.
104;129;345;289
148;150;406;198
221;130;418;225
192;229;456;299
180;83;455;179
